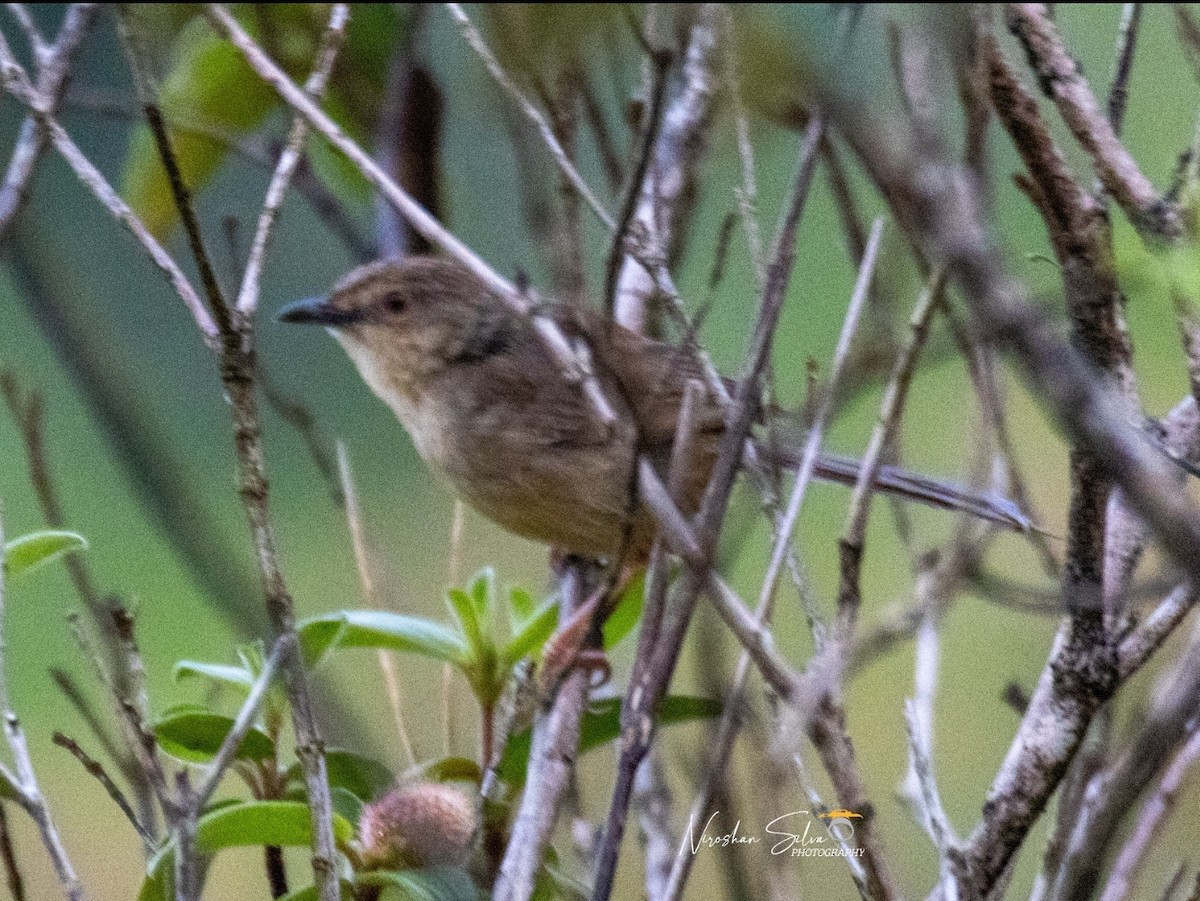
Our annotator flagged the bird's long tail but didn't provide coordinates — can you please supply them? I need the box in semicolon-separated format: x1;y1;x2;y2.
756;442;1038;533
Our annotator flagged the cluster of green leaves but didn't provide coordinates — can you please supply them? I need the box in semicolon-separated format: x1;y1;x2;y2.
135;568;718;900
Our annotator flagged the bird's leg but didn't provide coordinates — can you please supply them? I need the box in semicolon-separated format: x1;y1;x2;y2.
537;582;609;700
537;556;641;700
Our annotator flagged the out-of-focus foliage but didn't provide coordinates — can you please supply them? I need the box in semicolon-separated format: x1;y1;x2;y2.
121;4;406;237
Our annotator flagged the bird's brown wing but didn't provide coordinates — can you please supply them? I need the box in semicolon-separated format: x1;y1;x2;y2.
562;307;727;456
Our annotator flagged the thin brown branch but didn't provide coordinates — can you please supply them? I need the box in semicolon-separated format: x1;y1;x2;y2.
662;218;886;901
443;2;615;232
115;9;234;340
1005;3;1182;240
0;37;216;342
603;44;671;319
48;669;126;789
1099;724;1200;901
51;732;153;852
1105;4;1142;138
1050;614;1200;898
235;4;348;317
0;800;25;901
592;116;825;901
613;3;721;331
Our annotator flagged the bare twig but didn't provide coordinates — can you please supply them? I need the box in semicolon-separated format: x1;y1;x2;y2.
1119;582;1199;678
0;512;85;900
901;560;959;897
1105;4;1142;138
612;4;721;329
194;641;283;808
1099;724;1200;901
0;800;25;901
115;10;234;339
662;218;884;901
0;4;98;245
633;752;675;901
603;43;671;321
1005;3;1182;240
0;36;216;343
1;371;165;840
4;3;45;55
336;443;416;768
443;3;615;232
51;732;153;852
235;4;349;317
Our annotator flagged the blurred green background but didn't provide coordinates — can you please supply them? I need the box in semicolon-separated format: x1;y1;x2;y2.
1;4;1199;899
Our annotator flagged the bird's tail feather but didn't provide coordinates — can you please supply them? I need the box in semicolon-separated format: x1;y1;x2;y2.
758;443;1038;533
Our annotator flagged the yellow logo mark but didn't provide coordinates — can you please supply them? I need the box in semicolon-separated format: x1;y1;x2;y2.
819;809;864;820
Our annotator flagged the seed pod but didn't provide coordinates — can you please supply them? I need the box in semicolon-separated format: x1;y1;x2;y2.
358;781;478;870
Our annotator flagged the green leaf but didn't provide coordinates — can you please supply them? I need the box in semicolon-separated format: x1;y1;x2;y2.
299;611;469;667
172;660;255;692
468;568;495;615
199;800;353;849
602;571;645;650
277;881;355;901
122;19;280;237
502;596;559;668
411;756;483;787
331;786;364;829
154;710;274;763
139;801;355;901
286;749;395;802
3;530;87;577
498;696;721;787
507;586;538;624
236;640;268;678
358;867;480;901
446;589;485;657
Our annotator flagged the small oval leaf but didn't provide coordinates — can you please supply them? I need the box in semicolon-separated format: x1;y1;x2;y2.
3;530;87;577
299;611;469;667
138;802;355;901
286;748;395;802
502;596;559;669
172;660;255;692
154;711;275;763
357;866;480;901
197;800;354;850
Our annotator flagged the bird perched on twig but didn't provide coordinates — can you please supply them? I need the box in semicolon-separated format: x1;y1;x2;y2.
279;256;1031;565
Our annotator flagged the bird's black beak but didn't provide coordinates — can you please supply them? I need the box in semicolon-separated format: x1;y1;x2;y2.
277;295;358;326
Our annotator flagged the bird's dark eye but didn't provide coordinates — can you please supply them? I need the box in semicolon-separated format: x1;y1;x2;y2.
382;292;407;314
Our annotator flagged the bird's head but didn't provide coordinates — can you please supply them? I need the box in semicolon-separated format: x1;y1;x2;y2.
279;256;506;399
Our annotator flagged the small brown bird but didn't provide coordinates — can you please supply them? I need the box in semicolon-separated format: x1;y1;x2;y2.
279;257;1030;562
